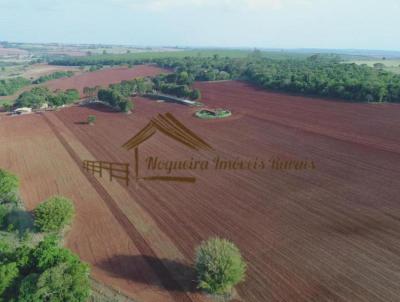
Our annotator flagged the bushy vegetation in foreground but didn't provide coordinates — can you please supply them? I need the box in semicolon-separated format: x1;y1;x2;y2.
53;50;400;102
0;77;30;96
0;170;19;205
195;237;246;295
0;235;91;302
0;169;90;301
15;86;79;108
34;196;75;233
33;70;75;84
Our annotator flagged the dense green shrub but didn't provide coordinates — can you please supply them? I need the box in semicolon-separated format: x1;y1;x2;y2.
0;169;19;204
0;262;19;297
87;115;96;125
195;237;246;295
34;196;75;232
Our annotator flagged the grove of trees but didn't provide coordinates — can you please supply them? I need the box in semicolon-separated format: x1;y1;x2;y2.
0;77;30;96
97;88;133;112
51;53;400;103
15;87;80;109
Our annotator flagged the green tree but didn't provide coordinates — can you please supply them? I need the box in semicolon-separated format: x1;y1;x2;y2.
0;169;19;204
0;262;19;297
191;89;201;100
87;115;96;125
34;196;75;233
33;235;78;271
195;237;246;295
17;273;39;302
19;262;90;302
118;100;133;112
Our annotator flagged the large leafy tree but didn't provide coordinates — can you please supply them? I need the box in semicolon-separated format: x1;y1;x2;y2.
18;261;90;302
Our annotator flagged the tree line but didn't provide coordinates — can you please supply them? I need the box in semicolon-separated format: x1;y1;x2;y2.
52;53;400;103
32;70;75;84
0;71;76;97
0;77;30;96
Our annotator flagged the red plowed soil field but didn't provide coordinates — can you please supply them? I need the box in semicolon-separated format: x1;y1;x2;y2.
44;65;168;96
1;80;400;302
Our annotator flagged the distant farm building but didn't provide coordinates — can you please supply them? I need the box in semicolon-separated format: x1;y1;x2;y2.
13;107;32;115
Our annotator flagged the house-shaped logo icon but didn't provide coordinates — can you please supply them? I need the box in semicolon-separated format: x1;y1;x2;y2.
122;112;213;183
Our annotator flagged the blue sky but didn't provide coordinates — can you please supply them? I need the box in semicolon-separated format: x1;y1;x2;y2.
0;0;399;50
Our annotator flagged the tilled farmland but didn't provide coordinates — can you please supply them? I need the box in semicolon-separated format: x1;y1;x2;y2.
1;80;400;302
44;65;168;96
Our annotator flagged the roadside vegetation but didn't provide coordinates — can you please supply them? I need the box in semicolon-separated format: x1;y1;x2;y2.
52;51;400;103
32;70;75;84
0;169;91;301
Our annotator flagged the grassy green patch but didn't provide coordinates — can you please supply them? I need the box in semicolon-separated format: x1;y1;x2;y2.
348;59;400;74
